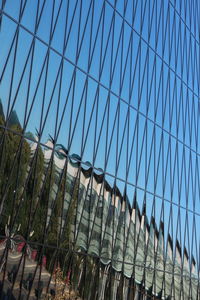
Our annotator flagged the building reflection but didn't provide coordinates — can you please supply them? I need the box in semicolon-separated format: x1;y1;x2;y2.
0;106;198;299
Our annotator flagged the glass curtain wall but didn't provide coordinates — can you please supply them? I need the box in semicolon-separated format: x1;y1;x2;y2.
0;0;199;299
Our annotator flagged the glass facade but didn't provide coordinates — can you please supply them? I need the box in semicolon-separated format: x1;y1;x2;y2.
0;0;200;299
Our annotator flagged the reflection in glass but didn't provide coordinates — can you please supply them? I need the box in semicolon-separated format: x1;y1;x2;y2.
0;0;199;299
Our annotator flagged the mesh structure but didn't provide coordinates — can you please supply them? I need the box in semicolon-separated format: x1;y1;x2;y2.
0;0;200;299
